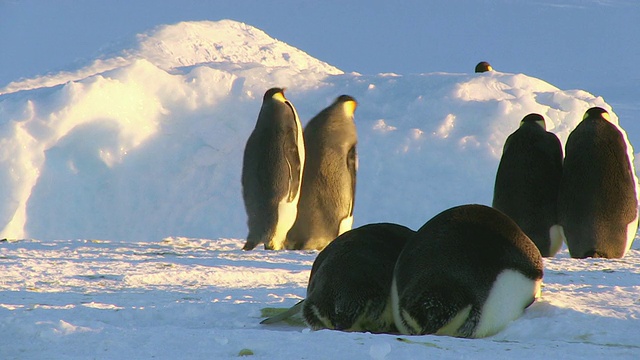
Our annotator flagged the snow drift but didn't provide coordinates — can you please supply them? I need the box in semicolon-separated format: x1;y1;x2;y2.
0;19;633;242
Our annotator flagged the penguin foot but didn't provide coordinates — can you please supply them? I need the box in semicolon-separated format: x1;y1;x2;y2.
242;241;259;251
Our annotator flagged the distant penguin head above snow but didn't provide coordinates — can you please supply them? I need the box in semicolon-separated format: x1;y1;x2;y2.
520;113;546;130
475;61;493;73
264;87;287;102
335;95;358;118
583;107;612;122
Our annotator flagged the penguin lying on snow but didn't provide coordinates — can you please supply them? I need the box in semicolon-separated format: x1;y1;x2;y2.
493;113;564;257
558;107;639;259
285;95;359;250
391;204;543;338
262;223;415;333
241;88;305;250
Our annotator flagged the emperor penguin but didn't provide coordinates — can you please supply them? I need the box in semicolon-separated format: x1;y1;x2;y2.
557;107;639;259
241;88;305;250
492;113;564;257
261;223;415;333
475;61;493;73
391;204;544;339
285;95;358;250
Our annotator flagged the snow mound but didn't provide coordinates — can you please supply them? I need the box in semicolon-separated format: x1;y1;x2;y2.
0;20;634;242
132;20;343;75
0;20;342;96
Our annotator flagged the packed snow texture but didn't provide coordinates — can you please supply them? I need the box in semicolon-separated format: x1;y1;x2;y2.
0;20;633;242
1;20;639;359
1;238;639;359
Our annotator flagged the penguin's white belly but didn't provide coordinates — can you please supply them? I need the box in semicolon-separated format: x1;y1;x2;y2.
271;195;299;250
338;215;354;236
624;212;639;256
474;269;541;338
548;224;565;256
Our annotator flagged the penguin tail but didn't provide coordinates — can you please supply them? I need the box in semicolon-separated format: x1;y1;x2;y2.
260;300;305;325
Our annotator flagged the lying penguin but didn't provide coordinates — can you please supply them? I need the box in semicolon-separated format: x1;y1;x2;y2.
261;222;415;333
391;204;544;338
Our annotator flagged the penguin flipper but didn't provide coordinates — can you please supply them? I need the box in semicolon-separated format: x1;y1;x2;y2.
283;138;302;202
454;305;481;338
346;144;357;218
260;300;305;324
337;145;357;236
283;99;302;203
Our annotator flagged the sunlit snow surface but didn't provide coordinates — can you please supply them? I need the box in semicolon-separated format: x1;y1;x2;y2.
1;238;639;359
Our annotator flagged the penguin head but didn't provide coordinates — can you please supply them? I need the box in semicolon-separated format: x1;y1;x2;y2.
520;113;546;130
475;61;493;73
263;87;287;103
335;95;358;118
583;107;611;122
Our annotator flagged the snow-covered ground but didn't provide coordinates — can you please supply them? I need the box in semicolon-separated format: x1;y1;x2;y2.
1;238;639;359
1;18;639;359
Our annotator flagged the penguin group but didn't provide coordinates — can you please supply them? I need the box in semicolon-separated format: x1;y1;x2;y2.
261;205;544;338
248;61;638;338
494;107;638;259
242;89;358;251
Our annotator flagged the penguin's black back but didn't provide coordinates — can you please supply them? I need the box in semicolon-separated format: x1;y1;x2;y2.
493;121;563;256
558;116;638;258
304;223;414;332
394;204;543;336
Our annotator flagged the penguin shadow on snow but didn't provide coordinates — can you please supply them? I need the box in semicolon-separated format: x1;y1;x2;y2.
498;297;640;349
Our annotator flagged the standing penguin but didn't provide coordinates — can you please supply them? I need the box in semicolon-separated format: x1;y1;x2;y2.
493;113;564;257
285;95;358;250
391;204;543;339
263;223;415;332
557;107;639;259
241;88;305;250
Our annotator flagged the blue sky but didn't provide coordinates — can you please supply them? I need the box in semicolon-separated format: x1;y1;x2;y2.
1;0;638;108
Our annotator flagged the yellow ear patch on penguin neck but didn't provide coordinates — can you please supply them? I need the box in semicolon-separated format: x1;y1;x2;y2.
272;91;287;103
343;100;357;117
583;109;611;122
